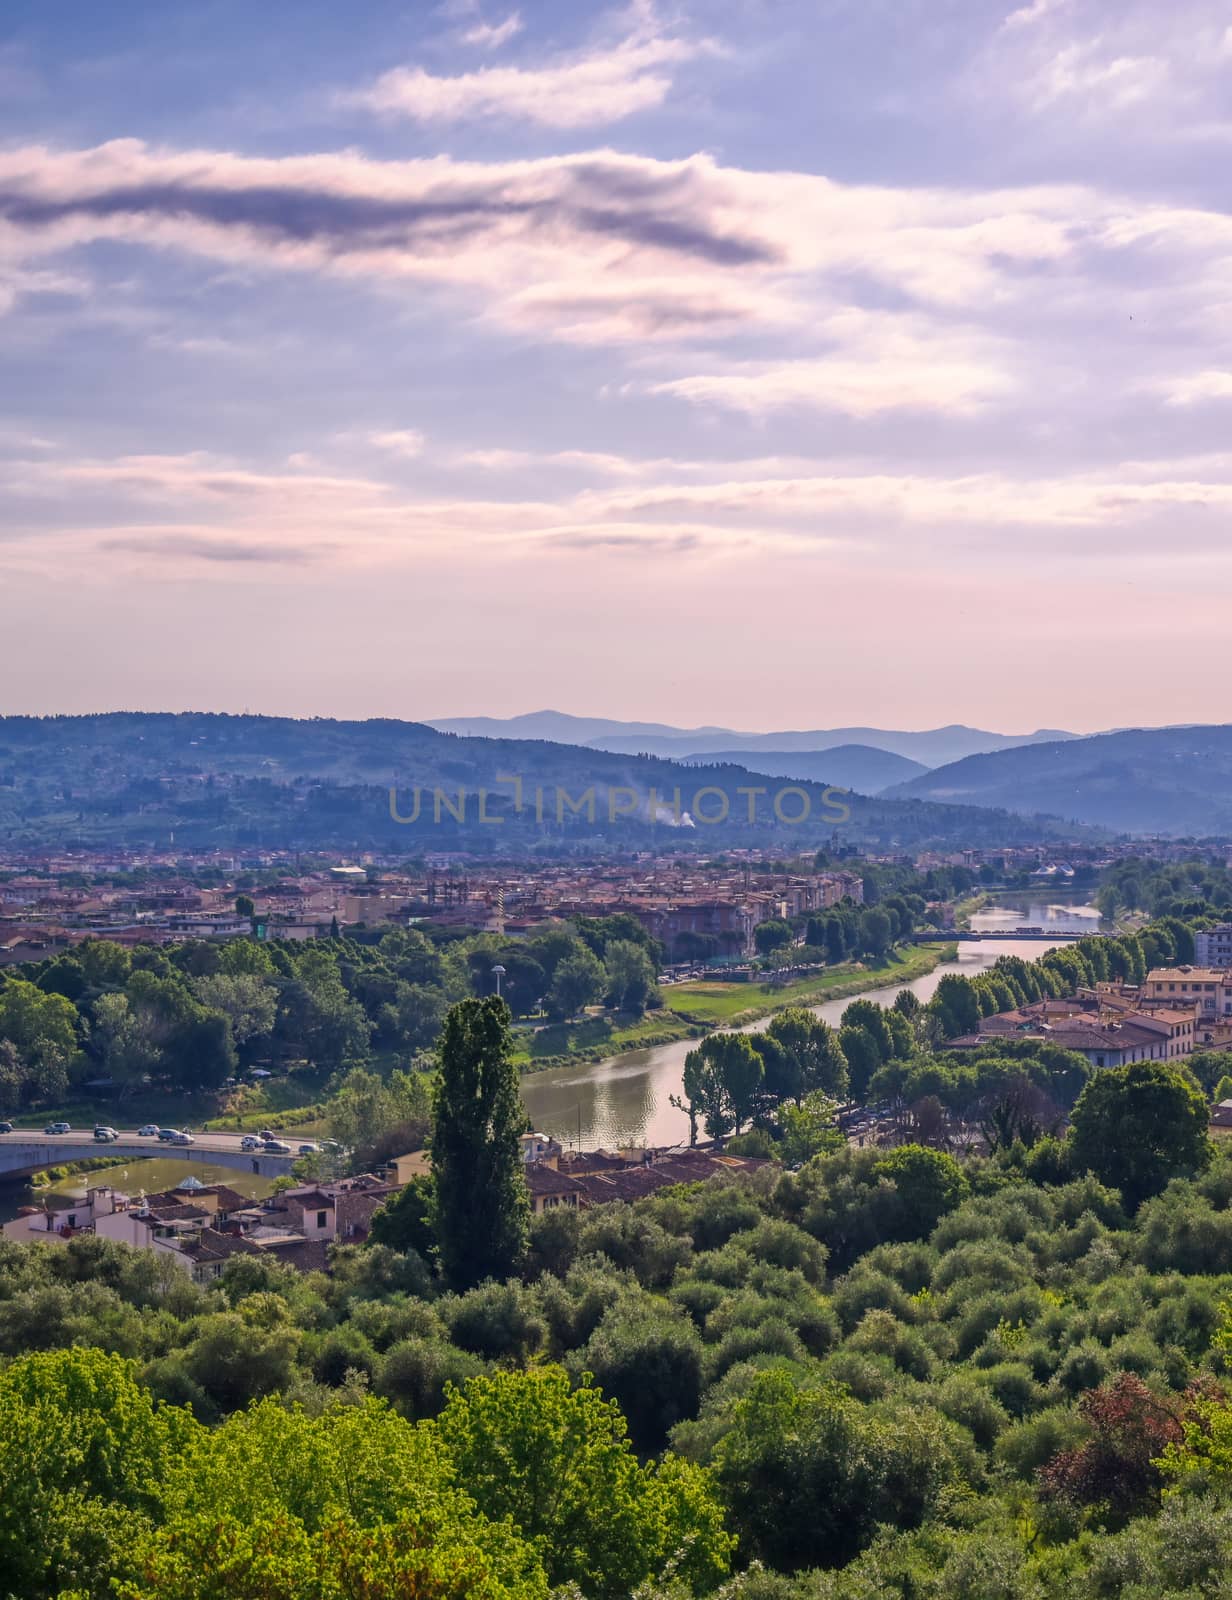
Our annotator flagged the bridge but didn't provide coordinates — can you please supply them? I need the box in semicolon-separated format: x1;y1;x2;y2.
0;1128;300;1181
912;928;1097;943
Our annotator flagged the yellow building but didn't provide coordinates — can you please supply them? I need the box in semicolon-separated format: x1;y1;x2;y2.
1143;967;1231;1019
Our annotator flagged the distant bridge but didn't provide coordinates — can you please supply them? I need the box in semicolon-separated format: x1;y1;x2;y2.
0;1129;299;1181
914;928;1097;943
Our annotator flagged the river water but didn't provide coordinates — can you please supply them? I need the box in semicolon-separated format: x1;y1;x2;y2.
520;898;1110;1151
0;898;1108;1218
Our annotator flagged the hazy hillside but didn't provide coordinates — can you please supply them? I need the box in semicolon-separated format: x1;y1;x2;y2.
0;713;1080;852
428;711;1075;768
887;724;1232;835
682;745;929;794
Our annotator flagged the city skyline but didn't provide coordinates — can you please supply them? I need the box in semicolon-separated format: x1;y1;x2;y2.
2;0;1230;729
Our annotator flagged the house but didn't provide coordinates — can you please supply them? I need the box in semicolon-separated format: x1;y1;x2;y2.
949;999;1195;1068
3;1185;124;1244
520;1132;563;1166
1195;926;1232;968
1143;967;1230;1019
177;1227;265;1283
92;1179;253;1278
231;1174;400;1251
388;1150;431;1185
524;1164;590;1214
525;1145;768;1212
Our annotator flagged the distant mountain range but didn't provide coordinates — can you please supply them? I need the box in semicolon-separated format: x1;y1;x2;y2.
682;745;929;795
0;713;1077;852
428;711;1076;769
887;725;1232;836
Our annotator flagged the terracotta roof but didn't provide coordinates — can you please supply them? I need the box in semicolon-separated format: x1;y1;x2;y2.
256;1236;332;1273
179;1227;263;1263
524;1165;590;1197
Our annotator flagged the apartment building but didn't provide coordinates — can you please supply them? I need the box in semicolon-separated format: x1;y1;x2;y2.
951;992;1196;1068
1142;967;1232;1018
1194;926;1232;968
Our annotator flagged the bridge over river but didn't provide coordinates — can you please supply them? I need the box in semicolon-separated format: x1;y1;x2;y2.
0;1129;299;1181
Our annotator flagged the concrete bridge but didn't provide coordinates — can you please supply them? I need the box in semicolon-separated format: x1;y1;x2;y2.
0;1128;300;1181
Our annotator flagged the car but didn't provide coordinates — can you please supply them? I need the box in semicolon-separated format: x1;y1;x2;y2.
297;1142;318;1156
171;1132;195;1146
137;1124;160;1137
44;1121;71;1136
0;1122;12;1135
257;1128;275;1141
157;1127;183;1142
263;1139;292;1154
319;1138;342;1153
240;1134;262;1152
93;1127;119;1143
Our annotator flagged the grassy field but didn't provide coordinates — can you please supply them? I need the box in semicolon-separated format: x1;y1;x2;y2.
511;1009;702;1073
950;891;991;928
661;943;958;1028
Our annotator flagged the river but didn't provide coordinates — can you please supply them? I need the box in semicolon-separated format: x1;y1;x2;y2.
0;898;1107;1218
520;898;1110;1151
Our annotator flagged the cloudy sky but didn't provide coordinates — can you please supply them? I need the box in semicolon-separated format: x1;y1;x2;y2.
1;0;1230;734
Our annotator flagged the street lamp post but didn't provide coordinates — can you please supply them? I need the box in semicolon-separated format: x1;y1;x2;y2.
492;964;506;1000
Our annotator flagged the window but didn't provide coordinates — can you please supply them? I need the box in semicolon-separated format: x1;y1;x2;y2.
315;1210;327;1229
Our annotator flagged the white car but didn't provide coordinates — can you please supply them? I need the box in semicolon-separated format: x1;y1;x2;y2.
171;1131;195;1146
44;1121;71;1136
240;1134;262;1152
137;1124;160;1137
93;1127;119;1143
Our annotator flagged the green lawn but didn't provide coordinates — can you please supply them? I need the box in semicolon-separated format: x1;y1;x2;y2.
662;943;957;1027
511;1009;701;1072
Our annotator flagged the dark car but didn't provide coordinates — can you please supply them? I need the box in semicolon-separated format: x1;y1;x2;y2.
0;1122;12;1135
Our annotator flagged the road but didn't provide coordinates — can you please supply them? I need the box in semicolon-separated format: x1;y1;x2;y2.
0;1127;301;1179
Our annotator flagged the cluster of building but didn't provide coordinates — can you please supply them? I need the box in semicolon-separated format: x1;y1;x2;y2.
0;856;864;964
3;1172;399;1281
1;1132;767;1274
518;1137;767;1212
949;950;1232;1069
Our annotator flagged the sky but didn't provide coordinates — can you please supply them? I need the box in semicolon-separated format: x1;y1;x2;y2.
1;0;1230;735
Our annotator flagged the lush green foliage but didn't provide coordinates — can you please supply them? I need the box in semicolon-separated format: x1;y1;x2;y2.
432;998;530;1290
7;883;1232;1598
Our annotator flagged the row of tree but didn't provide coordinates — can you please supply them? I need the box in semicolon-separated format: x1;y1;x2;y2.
0;912;664;1112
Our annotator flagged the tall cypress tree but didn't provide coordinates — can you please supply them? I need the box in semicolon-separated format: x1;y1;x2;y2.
432;996;530;1290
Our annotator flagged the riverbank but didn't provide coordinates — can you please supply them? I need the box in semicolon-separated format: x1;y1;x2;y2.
512;1010;705;1074
513;942;958;1072
661;943;958;1029
950;892;991;929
